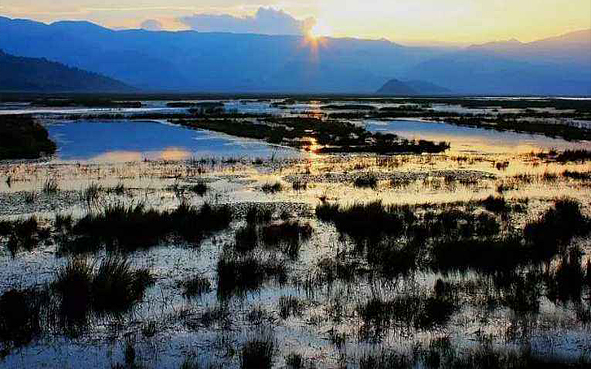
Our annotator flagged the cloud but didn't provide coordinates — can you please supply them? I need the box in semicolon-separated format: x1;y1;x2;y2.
178;7;315;36
140;19;163;31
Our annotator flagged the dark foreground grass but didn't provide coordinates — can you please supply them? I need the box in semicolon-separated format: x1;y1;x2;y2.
216;251;287;299
0;115;56;160
180;275;212;298
63;202;232;254
318;199;591;276
0;288;49;356
316;201;412;245
53;256;154;331
360;337;589;369
234;218;313;258
240;331;277;369
524;198;591;260
0;216;49;256
357;281;457;340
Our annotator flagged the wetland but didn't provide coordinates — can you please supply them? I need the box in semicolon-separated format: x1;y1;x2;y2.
0;95;590;368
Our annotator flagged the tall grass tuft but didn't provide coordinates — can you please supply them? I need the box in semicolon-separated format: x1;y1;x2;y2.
240;331;277;369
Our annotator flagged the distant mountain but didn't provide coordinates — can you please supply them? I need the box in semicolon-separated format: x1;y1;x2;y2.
405;29;591;95
405;80;452;95
376;79;417;95
376;79;452;96
0;50;133;92
468;29;591;67
0;16;588;95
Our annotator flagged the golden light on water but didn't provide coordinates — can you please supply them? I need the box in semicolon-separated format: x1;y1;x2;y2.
157;147;192;161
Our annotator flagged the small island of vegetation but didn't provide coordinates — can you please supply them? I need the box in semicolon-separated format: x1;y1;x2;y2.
0;115;56;160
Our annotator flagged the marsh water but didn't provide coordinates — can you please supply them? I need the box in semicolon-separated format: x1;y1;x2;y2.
1;97;591;368
3;98;583;161
47;120;299;162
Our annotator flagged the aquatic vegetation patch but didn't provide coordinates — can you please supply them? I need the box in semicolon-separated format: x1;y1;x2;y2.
261;181;283;194
524;198;591;260
64;202;233;253
54;256;154;315
0;115;56;160
240;331;277;369
0;288;49;356
180;275;212;298
0;216;49;255
174;116;450;154
217;251;287;299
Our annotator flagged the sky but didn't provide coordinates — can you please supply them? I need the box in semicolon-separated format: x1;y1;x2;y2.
1;0;590;45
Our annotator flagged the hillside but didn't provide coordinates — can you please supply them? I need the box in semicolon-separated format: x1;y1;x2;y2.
0;50;133;92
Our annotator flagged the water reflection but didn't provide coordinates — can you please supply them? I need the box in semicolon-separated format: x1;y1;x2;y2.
47;120;300;163
366;119;591;154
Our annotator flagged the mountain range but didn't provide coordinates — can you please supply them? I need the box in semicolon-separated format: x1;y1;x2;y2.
0;15;589;95
0;50;132;92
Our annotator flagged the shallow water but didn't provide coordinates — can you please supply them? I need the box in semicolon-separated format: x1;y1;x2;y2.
46;120;300;162
2;98;589;161
1;98;591;368
366;119;591;154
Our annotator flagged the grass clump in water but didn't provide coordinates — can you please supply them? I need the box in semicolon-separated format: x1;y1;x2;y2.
278;296;305;319
42;178;59;194
216;251;287;299
240;331;277;369
261;182;283;194
1;216;48;256
65;202;232;253
0;288;49;354
53;256;154;326
482;195;510;213
316;201;411;245
189;180;208;197
524;198;591;260
180;275;212;298
245;206;273;225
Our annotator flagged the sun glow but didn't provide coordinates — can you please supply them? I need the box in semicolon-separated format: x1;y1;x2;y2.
308;20;333;38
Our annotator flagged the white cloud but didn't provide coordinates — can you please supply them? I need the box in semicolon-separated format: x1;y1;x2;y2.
178;7;315;36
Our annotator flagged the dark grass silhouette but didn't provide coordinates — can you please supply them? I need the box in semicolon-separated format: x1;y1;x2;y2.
1;216;49;256
216;251;287;299
261;182;283;194
63;202;232;254
354;174;379;189
240;331;277;369
53;256;154;332
0;288;49;355
524;199;591;260
180;275;212;298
